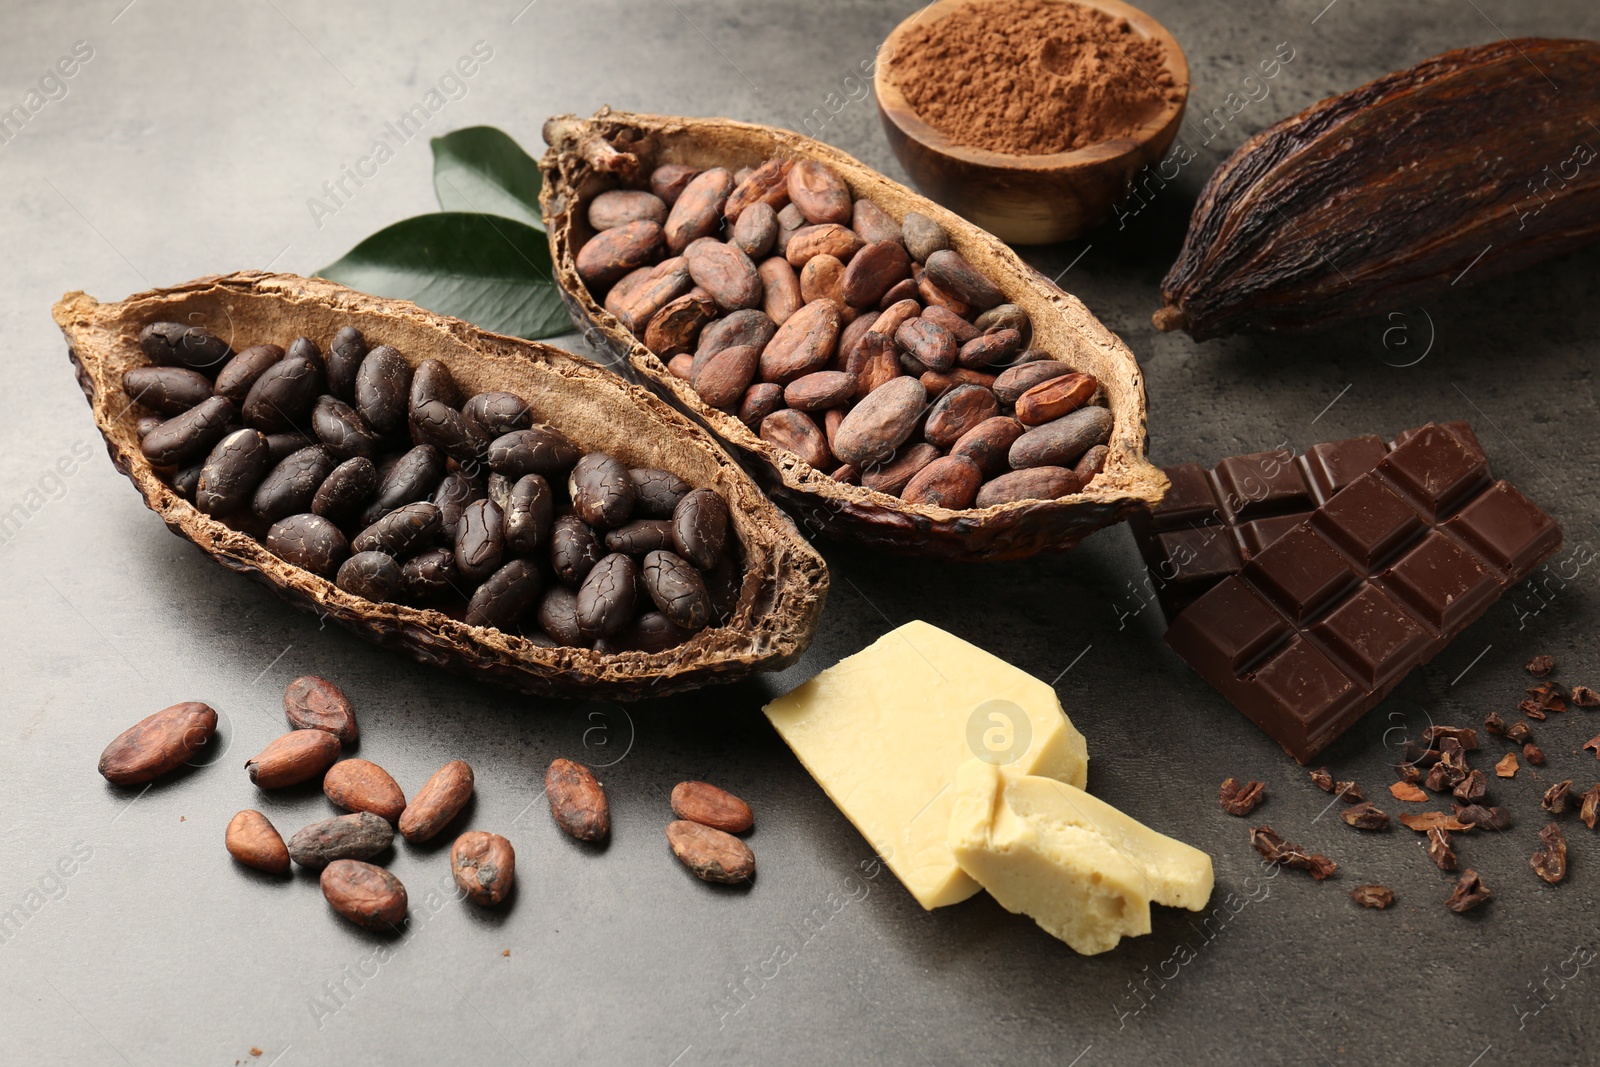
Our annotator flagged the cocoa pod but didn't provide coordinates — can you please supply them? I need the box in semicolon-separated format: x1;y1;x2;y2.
758;257;803;325
664;167;734;252
588;190;667;231
686;241;763;311
451;831;516;906
692;344;761;410
923;384;1000;448
759;409;833;470
321;859;407;930
799;253;848;307
547;758;609;841
98;701;218;785
1009;406;1113;469
901;455;983;509
246;729;342;788
976;466;1084;507
324;759;407;823
1015;372;1098;425
786;224;863;267
832;376;927;467
1154;39;1600;339
861;442;939;495
724;158;793;221
289;811;393;869
951;417;1026;478
576;220;663;289
842;241;913;308
760;299;842;383
666;820;755;884
671;781;754;833
225;810;290;875
399;759;475;843
644;288;718;357
787;160;853;224
283;675;359;745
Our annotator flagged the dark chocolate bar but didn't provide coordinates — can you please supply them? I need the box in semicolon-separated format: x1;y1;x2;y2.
1158;423;1560;763
1129;422;1485;619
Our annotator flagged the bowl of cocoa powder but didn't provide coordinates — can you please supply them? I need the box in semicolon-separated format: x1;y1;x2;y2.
875;0;1188;244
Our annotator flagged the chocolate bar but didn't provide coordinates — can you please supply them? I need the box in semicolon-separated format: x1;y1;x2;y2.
1156;423;1560;763
1129;422;1485;619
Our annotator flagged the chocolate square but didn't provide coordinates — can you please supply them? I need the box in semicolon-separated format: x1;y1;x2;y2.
1213;450;1310;521
1312;473;1424;571
1378;424;1490;519
1302;434;1389;505
1383;531;1498;630
1447;481;1562;572
1243;525;1358;624
1166;577;1287;674
1311;584;1430;687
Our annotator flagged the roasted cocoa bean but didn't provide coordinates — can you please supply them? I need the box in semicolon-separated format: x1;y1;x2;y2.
265;432;315;463
629;468;691;519
321;859;407;930
666;820;755;884
354;346;413;435
398;759;474;843
410;400;488;462
832;376;927;467
487;427;581;478
466;558;544;629
409;359;460;410
569;453;637;529
337;550;404;600
254;446;336;521
501;474;552;554
311;396;382;459
265;513;349;577
352;500;442;557
283;675;359;744
325;327;366;401
976;466;1085;507
324;759;406;823
671;781;754;833
604;518;674;554
547;758;610;841
642;550;713;631
400;547;457;601
364;445;446;523
1009;405;1113;469
141;396;236;466
139;321;231;372
452;831;516;906
247;728;342;788
241;354;321;432
226;810;291;874
537;585;584;645
453;498;505;583
575;552;639;639
461;392;533;437
616;611;693;653
551;514;603;587
917;270;972;317
312;457;377;522
122;366;212;414
195;429;272;516
98;701;218;785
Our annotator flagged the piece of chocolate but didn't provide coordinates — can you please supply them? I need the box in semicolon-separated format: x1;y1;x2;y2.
1129;422;1485;618
1160;423;1560;763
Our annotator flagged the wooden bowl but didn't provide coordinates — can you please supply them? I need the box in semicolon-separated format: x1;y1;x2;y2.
875;0;1189;245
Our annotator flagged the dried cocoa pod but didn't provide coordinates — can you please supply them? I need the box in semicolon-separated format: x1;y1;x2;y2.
1155;39;1600;339
546;758;609;842
99;702;218;785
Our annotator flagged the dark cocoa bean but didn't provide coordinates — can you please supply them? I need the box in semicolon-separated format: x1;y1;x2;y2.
352;501;442;557
537;585;584;645
354;345;412;435
400;547;457;601
503;474;553;554
454;498;504;583
461;392;532;437
629;468;691;518
569;453;637;529
122;366;212;415
922;250;1004;310
254;445;336;521
311;395;381;459
141;396;236;467
265;513;349;577
294;811;394;870
364;445;446;523
312;457;377;522
550;514;602;587
642;550;713;630
241;355;322;432
672;488;729;570
326;326;366;401
409;359;460;410
487;427;581;478
575;553;639;639
195;429;272;516
410;400;488;462
604;519;674;555
466;559;544;629
617;611;693;653
139;321;231;372
337;550;403;600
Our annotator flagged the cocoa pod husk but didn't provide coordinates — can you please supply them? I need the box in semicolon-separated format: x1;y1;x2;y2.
670;781;754;833
666;819;756;884
1155;39;1600;339
98;701;217;785
546;758;609;842
398;759;475;843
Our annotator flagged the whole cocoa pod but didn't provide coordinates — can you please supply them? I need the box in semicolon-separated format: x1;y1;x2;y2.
1155;39;1600;339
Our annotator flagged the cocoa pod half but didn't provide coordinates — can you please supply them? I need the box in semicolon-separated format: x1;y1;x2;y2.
1155;39;1600;339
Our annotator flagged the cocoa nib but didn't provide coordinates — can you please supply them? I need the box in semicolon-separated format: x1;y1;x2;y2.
1219;778;1266;816
1350;885;1395;909
1452;769;1487;804
1573;685;1600;708
1427;828;1457;871
1424;763;1452;793
1484;711;1508;736
1437;739;1468;785
1422;725;1479;750
1250;826;1337;880
1543;779;1573;814
1309;768;1334;792
1336;781;1364;803
1393;762;1423;784
1341;802;1389;830
1525;742;1547;766
1581;785;1600;829
1523;682;1567;716
1445;869;1492;914
1505;720;1533;744
1531;823;1568;884
1454;804;1512;832
1526;654;1555;677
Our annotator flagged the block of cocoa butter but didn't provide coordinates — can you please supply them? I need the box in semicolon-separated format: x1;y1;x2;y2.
1154;423;1560;763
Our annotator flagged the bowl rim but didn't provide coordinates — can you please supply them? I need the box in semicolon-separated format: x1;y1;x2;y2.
874;0;1191;171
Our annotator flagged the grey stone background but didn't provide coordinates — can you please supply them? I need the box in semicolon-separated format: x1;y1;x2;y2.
3;1;1599;1064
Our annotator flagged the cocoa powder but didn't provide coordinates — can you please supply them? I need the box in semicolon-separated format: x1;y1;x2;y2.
890;0;1180;155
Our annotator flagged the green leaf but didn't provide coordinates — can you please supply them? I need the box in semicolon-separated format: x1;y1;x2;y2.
317;212;572;339
431;126;544;231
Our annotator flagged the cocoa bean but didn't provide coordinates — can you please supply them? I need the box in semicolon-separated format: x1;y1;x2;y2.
823;408;845;454
616;259;692;335
354;346;412;435
537;585;584;645
1015;372;1098;425
644;288;719;357
353;500;442;558
246;728;342;788
917;270;972;317
760;299;842;383
841;240;913;308
671;781;753;833
901;455;982;508
878;277;920;308
487;427;581;478
214;345;285;405
139;321;231;371
254;446;337;522
694;308;777;371
338;549;403;600
98;701;218;785
785;223;863;267
848;332;903;397
578;219;665;289
923;250;1005;310
665;168;734;252
951;417;1026;478
1009;405;1113;469
141;396;236;466
871;298;922;340
642;550;713;630
1075;444;1110;481
832;375;927;467
588;189;667;231
760;409;833;470
672;488;729;570
409;359;460;410
289;811;393;869
923;384;1000;448
958;328;1024;369
775;203;807;256
546;758;609;842
732;201;778;258
398;759;475;843
974;303;1031;346
666;820;755;884
650;163;699;206
976;466;1085;507
312;396;381;460
799;253;847;306
604;519;674;555
630;468;692;518
569;452;637;529
738;382;785;429
686;241;763;311
994;360;1073;405
283;675;359;745
902;211;951;262
921;304;980;343
451;831;516;906
265;514;349;577
605;265;655;323
784;370;857;412
321;859;407;930
836;311;880;371
852;198;903;246
758;257;803;325
226;810;290;874
787;160;853;225
861;442;940;494
895;318;957;373
242;354;323;433
505;474;553;554
550;514;602;587
668;353;694;380
724;159;794;221
195;429;272;516
122;366;212;415
576;552;639;639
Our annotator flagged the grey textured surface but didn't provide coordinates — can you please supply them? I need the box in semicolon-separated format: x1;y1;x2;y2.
3;1;1600;1064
